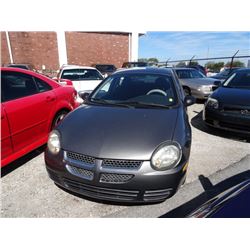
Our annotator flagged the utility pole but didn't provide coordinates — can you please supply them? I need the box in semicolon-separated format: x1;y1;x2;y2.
229;50;239;69
189;55;195;65
166;58;171;67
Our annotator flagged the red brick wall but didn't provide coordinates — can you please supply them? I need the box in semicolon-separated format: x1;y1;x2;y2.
1;32;129;71
7;32;59;71
1;32;11;66
65;32;129;68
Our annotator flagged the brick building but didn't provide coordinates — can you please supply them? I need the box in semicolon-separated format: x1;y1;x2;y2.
1;31;141;74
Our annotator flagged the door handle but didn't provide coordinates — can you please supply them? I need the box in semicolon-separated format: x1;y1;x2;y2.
46;96;55;102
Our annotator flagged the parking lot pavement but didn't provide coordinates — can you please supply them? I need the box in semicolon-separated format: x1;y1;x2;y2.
1;103;250;218
108;154;250;218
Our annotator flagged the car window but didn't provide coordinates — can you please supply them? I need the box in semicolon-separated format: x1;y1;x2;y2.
221;68;240;77
61;69;103;81
34;77;52;92
223;71;250;89
91;73;178;107
176;69;205;79
1;71;38;102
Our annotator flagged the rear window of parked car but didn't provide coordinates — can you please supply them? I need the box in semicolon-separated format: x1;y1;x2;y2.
175;69;205;79
61;69;103;81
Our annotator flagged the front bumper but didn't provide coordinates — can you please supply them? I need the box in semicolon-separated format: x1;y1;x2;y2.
191;88;212;99
203;107;250;135
45;150;188;203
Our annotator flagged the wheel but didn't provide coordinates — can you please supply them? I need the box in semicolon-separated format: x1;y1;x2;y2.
51;110;68;130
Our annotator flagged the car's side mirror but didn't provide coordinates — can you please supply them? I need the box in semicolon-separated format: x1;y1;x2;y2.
212;80;222;91
184;95;196;106
79;91;90;102
59;79;73;86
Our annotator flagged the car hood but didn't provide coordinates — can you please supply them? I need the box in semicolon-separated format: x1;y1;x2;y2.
180;77;217;86
71;80;102;92
211;74;225;80
188;179;250;218
58;104;179;160
212;87;250;106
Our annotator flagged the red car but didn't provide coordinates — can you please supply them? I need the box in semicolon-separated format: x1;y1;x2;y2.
1;67;79;167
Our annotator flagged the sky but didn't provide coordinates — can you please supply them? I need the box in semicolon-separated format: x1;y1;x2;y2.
139;32;250;66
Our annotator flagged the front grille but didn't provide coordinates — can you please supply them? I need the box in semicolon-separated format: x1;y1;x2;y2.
223;107;250;116
102;159;142;169
63;178;139;201
144;188;173;202
100;173;134;183
219;121;250;132
66;165;94;180
66;151;95;165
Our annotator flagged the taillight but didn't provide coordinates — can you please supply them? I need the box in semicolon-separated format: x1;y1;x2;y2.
73;89;77;100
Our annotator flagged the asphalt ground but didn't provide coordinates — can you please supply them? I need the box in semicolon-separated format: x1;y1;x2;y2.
1;103;250;217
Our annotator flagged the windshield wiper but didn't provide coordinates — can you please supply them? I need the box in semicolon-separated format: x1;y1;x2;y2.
115;101;170;109
89;98;132;108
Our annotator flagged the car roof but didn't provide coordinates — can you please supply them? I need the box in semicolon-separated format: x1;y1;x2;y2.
113;67;173;75
172;67;199;71
1;66;32;72
94;64;115;66
231;68;250;73
61;65;97;70
7;63;30;66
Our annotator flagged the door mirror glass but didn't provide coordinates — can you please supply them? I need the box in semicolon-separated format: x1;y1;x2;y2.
184;95;196;106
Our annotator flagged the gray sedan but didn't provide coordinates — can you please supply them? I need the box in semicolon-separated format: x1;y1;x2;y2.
45;67;195;203
173;68;220;99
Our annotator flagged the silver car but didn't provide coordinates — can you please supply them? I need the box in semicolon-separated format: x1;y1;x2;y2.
173;68;220;99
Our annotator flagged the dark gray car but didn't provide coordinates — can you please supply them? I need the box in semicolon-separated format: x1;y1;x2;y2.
45;67;195;203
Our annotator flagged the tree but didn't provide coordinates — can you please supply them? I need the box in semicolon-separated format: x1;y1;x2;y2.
188;61;198;66
225;60;245;68
147;58;159;63
138;58;148;62
175;62;186;67
205;61;225;72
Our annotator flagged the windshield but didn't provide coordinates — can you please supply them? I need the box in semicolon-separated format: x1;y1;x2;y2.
61;68;103;81
175;69;205;79
89;73;178;108
223;70;250;89
220;68;231;76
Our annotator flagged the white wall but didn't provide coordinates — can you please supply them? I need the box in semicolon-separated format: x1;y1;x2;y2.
131;32;139;61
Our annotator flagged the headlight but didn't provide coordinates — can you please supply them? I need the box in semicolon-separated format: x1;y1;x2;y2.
151;142;182;171
200;85;212;92
47;130;61;154
206;97;219;109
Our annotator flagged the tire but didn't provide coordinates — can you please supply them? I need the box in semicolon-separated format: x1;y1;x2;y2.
51;110;68;130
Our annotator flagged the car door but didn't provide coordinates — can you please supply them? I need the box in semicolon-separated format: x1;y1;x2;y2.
1;104;13;161
1;70;56;154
